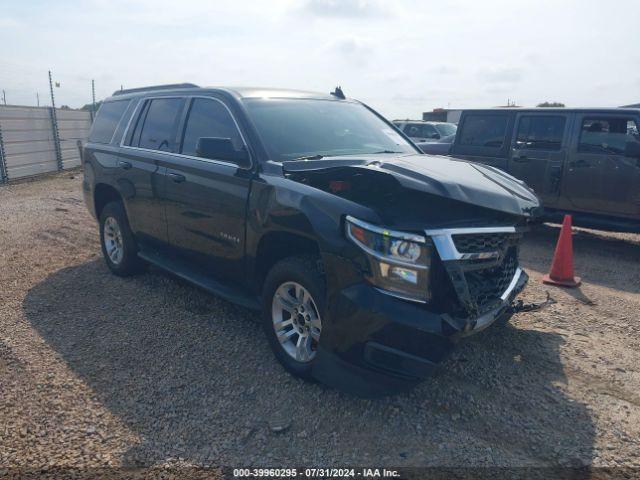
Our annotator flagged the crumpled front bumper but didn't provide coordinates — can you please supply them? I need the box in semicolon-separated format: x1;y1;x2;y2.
455;267;528;337
312;264;528;393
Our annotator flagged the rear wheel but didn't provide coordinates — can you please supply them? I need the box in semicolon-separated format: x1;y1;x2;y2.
262;256;325;379
99;201;145;276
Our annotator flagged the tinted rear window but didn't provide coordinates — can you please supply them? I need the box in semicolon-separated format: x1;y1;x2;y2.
578;117;640;155
516;115;566;151
459;114;508;148
88;100;130;144
137;98;183;152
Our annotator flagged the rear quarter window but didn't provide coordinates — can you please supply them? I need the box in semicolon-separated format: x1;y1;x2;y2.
88;100;130;144
459;114;508;148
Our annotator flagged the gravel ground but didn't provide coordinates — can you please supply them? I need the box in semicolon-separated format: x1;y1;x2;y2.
1;171;639;471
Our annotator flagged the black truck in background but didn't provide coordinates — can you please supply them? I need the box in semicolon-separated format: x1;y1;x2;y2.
420;108;640;232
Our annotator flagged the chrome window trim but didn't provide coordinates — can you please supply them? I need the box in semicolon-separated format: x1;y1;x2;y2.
118;94;253;169
107;99;133;145
424;226;517;261
118;96;144;148
118;145;243;168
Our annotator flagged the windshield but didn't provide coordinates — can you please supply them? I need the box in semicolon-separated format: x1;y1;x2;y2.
435;123;457;137
244;99;416;161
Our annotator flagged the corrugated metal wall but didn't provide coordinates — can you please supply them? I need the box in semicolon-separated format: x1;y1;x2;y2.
57;109;91;170
0;106;91;181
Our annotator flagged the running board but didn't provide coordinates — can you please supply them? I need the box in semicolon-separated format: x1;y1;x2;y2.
138;250;261;311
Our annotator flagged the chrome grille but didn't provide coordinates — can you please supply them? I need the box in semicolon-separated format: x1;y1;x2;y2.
452;232;518;254
425;226;524;316
465;249;518;314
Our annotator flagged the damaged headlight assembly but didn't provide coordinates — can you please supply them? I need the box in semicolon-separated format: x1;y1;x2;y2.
345;216;431;303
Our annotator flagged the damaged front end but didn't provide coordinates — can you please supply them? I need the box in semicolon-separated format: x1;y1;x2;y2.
281;154;543;383
426;225;528;335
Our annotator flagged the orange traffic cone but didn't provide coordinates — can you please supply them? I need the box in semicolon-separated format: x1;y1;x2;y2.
543;215;581;287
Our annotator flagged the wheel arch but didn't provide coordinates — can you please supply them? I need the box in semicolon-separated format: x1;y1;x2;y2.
252;230;322;292
94;183;123;220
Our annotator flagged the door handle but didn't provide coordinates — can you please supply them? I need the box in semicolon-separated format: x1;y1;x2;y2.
117;160;132;170
168;172;186;183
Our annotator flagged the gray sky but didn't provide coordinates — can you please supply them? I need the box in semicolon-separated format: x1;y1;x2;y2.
1;0;638;119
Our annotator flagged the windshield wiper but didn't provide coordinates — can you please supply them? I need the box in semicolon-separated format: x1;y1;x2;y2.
291;150;402;161
292;154;325;161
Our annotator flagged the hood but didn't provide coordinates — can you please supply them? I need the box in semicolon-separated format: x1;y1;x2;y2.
282;153;540;218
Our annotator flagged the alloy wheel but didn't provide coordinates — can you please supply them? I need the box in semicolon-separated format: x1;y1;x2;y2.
103;216;124;265
271;281;322;363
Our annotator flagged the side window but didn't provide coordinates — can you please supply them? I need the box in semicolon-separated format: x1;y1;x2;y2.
88;100;130;144
180;98;243;158
126;100;149;147
137;98;183;152
578;117;640;155
459;115;508;148
516;115;566;151
404;124;420;137
422;124;438;138
404;124;437;138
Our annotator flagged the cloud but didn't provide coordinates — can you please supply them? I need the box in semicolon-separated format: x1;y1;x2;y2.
325;36;373;57
484;85;513;95
427;65;459;76
478;67;524;84
299;0;387;18
0;17;22;28
321;36;375;67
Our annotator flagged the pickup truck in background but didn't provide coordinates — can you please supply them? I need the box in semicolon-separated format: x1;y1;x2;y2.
420;108;640;232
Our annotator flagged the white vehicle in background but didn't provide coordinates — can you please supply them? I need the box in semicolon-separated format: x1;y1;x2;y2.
393;120;457;143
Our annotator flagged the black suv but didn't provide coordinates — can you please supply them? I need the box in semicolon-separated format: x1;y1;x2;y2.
82;84;540;392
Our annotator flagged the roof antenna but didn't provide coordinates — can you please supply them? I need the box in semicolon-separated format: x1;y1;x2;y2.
331;86;345;99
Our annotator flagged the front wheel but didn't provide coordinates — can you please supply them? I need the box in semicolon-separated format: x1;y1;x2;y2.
99;201;145;276
262;256;325;379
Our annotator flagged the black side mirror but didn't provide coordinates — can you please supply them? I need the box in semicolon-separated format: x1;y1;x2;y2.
624;141;640;159
196;137;250;167
431;133;441;139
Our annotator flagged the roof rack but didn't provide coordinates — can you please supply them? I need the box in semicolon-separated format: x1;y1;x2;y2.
112;83;199;96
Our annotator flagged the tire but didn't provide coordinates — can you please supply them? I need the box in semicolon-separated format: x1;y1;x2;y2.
262;255;325;379
98;201;145;276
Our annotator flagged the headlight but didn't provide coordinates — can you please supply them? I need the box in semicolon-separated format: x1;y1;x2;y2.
345;216;431;303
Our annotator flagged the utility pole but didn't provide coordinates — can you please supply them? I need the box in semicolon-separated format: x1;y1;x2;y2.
91;79;96;121
2;90;5;105
48;70;63;171
36;92;40;107
48;71;56;110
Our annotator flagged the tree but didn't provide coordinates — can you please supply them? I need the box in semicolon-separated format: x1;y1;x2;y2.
537;101;565;108
81;100;102;112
